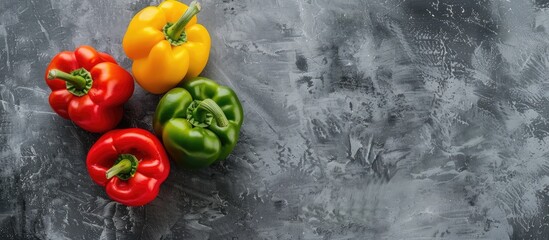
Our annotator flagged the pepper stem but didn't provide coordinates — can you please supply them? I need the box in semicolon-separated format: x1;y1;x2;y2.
48;69;87;90
186;99;229;128
106;159;132;179
198;99;229;127
166;1;201;41
105;154;139;180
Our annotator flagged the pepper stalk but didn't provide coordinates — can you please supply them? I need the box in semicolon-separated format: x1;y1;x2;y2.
47;68;93;97
105;154;139;180
164;1;201;45
186;99;229;128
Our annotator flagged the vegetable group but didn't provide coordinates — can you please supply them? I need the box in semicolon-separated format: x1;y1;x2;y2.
45;46;134;133
86;128;170;206
46;1;244;207
153;77;243;168
122;0;211;94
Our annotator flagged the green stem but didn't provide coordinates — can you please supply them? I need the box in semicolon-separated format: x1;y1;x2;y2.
166;1;201;41
198;99;229;127
47;69;86;90
106;159;132;179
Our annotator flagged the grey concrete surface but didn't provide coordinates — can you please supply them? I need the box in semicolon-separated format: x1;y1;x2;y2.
2;0;549;239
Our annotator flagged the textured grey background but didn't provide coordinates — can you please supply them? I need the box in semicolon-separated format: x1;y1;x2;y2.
2;0;549;239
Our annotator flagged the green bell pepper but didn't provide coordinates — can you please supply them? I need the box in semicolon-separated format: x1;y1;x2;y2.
153;77;244;168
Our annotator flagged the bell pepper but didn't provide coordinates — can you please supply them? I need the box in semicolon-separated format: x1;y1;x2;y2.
122;0;211;94
45;45;134;133
153;77;243;168
86;128;170;206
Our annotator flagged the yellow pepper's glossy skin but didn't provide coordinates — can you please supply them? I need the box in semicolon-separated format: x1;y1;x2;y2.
122;0;211;94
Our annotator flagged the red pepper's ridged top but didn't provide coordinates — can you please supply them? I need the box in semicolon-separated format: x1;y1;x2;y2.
86;128;170;206
45;46;134;133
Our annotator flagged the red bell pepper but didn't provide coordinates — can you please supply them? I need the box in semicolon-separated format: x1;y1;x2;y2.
86;128;170;206
45;45;134;133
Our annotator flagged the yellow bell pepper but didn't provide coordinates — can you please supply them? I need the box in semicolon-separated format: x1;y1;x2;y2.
122;0;211;94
